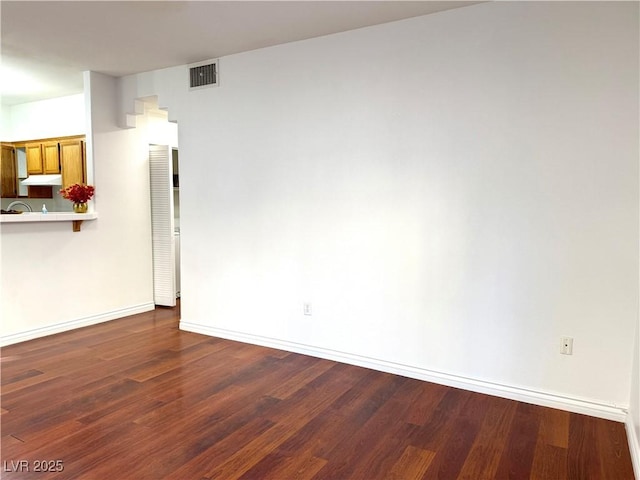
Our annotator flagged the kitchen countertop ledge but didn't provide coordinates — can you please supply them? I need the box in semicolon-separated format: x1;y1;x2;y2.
0;212;98;223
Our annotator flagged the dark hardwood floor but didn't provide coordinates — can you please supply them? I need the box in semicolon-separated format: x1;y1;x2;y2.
1;305;634;479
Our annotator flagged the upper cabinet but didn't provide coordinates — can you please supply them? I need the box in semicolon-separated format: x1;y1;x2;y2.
43;141;61;174
26;141;60;174
1;144;17;198
60;139;85;189
26;143;43;174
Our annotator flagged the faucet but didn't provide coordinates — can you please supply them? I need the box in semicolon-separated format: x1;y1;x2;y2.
6;201;33;212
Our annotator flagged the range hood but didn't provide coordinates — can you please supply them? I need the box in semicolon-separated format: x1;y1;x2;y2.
21;175;63;186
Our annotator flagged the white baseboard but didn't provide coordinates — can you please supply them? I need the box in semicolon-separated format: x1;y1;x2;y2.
626;414;640;480
180;321;628;423
1;303;156;346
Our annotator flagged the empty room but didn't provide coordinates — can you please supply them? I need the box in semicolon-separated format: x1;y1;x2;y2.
1;1;639;478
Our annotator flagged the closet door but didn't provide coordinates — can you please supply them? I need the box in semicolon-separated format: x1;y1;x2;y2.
149;144;176;307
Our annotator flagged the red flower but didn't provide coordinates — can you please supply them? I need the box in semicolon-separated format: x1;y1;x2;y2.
59;184;95;204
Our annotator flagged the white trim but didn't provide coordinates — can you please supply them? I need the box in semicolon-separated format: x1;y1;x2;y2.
626;414;640;480
1;303;155;346
180;321;628;422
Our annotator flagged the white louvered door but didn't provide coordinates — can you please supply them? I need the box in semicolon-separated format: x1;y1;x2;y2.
149;144;176;307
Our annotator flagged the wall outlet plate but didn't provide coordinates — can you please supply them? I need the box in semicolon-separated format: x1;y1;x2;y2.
561;337;573;355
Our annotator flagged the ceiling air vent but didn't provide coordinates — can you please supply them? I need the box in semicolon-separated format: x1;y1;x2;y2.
189;59;219;90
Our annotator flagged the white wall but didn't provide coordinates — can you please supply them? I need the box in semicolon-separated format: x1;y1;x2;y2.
0;73;155;342
629;329;640;475
121;1;639;416
5;94;85;141
629;202;640;472
0;106;11;139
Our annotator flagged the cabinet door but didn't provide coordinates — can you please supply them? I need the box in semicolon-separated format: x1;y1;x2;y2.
42;141;60;174
26;143;43;174
27;186;53;199
60;139;85;189
1;145;17;198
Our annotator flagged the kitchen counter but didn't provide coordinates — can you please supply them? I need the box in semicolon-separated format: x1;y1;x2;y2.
0;212;98;223
0;212;98;231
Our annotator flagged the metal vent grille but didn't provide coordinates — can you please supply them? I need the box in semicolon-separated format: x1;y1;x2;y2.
189;61;218;89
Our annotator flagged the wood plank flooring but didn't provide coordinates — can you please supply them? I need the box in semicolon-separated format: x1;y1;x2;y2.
1;305;634;479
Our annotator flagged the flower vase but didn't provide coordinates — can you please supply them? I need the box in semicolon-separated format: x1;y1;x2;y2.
73;203;88;214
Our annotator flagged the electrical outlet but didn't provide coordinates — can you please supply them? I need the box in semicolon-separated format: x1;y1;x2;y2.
561;337;573;355
303;303;312;316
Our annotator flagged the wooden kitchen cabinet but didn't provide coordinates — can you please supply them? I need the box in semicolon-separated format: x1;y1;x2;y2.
26;141;60;174
26;143;43;174
42;141;60;174
1;144;17;198
60;139;85;189
28;186;54;199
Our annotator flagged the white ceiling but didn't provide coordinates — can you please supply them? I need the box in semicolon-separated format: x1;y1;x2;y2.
1;1;481;106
